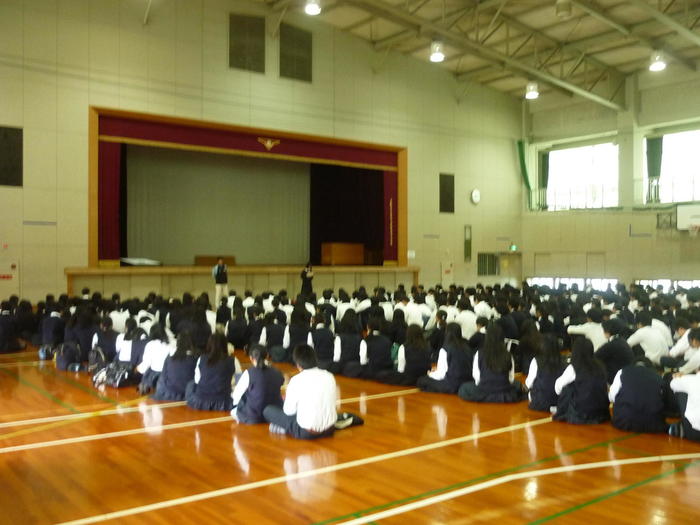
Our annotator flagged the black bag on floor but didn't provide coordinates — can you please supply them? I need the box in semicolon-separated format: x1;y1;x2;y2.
55;342;81;371
93;361;139;388
87;346;108;376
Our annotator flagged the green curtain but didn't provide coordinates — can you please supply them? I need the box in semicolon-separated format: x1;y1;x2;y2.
539;151;549;210
516;140;532;208
646;136;663;203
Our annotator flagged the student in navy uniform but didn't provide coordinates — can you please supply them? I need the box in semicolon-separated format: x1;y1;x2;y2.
186;333;236;411
40;306;65;349
458;322;526;403
596;319;635;384
376;324;431;386
212;257;228;309
91;316;119;362
260;313;286;362
428;310;448;363
282;307;311;363
468;317;488;350
553;338;610;424
231;344;284;424
152;331;198;401
329;310;363;375
0;301;23;352
215;297;231;327
70;308;98;361
137;324;174;394
417;323;472;394
344;316;393;379
609;360;671;433
308;312;335;370
525;334;566;412
263;344;337;439
388;309;408;346
226;307;249;350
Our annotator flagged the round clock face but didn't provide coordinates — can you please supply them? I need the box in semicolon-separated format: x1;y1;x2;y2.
471;189;481;204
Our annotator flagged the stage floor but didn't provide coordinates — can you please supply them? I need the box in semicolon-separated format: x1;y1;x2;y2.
1;349;699;524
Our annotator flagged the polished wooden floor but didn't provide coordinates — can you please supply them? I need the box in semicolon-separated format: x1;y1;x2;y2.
1;348;699;525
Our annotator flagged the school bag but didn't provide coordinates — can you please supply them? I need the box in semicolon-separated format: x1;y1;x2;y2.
93;361;139;388
87;346;108;376
55;342;81;371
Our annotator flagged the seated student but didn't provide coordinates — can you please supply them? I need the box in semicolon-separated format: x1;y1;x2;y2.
215;297;232;327
376;324;432;386
627;310;669;366
329;310;363;375
137;324;175;394
517;319;541;374
668;371;700;441
567;308;606;351
231;344;284;424
468;316;488;350
0;301;24;352
115;318;146;365
91;316;119;362
609;360;671;433
676;328;700;375
246;306;264;346
308;312;335;370
281;307;311;363
596;319;635;384
152;331;198;401
458;322;526;403
225;307;249;350
259;313;286;361
263;344;337;439
40;306;65;349
186;333;236;411
661;318;691;369
387;309;408;346
525;334;566;412
553;338;610;424
428;310;448;362
417;322;472;394
344;317;393;379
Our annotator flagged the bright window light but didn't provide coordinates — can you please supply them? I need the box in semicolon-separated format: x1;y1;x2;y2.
644;130;700;204
546;143;619;210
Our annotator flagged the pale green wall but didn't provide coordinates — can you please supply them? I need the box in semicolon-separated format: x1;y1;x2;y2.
523;67;700;284
0;0;523;301
126;146;310;265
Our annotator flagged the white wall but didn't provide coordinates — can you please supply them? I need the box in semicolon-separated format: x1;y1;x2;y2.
0;0;524;300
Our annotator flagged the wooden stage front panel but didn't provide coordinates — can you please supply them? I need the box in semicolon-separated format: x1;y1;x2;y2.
0;350;699;524
65;265;420;299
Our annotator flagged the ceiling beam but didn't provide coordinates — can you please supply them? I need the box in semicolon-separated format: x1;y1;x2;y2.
343;0;624;110
626;0;700;49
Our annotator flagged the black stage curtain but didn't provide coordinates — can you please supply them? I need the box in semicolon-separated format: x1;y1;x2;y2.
309;165;384;265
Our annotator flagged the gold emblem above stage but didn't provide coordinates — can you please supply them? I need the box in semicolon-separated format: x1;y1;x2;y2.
257;137;281;151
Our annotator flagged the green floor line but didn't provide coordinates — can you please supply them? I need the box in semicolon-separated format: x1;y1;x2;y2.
0;368;81;415
528;459;700;524
37;367;119;405
611;443;654;457
311;431;640;525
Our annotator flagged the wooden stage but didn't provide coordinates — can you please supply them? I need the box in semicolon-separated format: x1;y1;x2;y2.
65;265;420;299
1;349;699;524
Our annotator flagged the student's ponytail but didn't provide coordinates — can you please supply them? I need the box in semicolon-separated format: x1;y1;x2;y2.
248;344;268;369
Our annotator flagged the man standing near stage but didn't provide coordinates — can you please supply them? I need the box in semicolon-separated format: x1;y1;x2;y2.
213;257;228;307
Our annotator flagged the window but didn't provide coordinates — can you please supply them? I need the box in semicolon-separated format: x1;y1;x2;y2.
439;173;454;213
544;142;619;210
644;130;700;204
229;14;265;73
280;23;312;82
477;253;499;276
0;127;22;187
526;277;618;291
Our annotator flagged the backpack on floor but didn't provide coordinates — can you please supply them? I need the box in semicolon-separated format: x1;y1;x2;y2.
87;346;108;376
38;344;56;361
55;342;81;371
93;361;138;388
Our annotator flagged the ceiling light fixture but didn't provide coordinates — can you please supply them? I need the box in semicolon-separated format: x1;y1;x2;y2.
555;0;572;19
525;81;539;100
649;50;667;72
430;41;445;63
304;0;321;16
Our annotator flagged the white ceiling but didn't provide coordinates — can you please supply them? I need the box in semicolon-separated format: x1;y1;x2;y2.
258;0;700;110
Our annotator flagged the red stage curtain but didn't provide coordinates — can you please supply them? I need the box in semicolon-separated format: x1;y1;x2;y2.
99;116;398;169
383;171;398;261
98;141;122;260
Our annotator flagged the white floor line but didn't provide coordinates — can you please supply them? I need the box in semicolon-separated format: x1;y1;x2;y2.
0;387;417;430
337;453;700;525
54;417;553;525
0;401;187;429
0;416;233;454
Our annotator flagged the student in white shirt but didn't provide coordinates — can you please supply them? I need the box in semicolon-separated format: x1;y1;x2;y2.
669;371;700;442
627;311;669;366
566;308;606;351
263;344;338;439
661;318;691;369
137;324;175;394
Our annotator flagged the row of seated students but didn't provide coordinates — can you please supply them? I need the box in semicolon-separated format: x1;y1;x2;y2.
4;280;700;442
